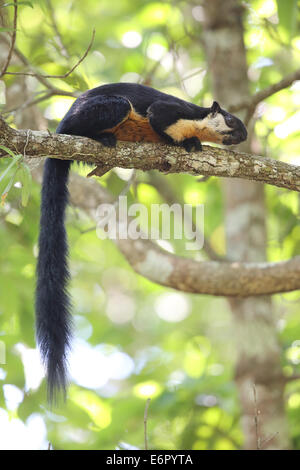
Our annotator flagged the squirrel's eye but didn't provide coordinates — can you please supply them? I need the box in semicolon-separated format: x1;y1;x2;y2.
226;115;235;126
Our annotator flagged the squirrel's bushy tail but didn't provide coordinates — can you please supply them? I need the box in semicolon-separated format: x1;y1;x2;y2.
35;157;72;403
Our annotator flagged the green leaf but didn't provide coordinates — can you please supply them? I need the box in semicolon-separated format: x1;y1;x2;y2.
0;145;19;159
1;168;18;204
276;0;298;40
0;152;22;183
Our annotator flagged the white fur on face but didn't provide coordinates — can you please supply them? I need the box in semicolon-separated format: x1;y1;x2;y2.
207;113;232;134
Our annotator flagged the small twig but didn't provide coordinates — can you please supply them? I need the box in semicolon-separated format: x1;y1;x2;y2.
117;170;136;199
0;0;18;78
167;67;206;88
87;165;112;178
4;28;96;79
3;90;51;115
260;432;279;450
1;37;78;110
80;225;97;235
197;175;211;183
46;0;70;59
2;38;57;89
3;89;75;115
253;384;261;450
144;398;151;451
252;384;280;450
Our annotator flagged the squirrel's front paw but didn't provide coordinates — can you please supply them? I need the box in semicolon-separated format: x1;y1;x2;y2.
95;132;117;148
182;137;202;152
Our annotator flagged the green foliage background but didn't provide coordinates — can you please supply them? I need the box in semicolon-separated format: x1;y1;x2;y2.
0;0;299;450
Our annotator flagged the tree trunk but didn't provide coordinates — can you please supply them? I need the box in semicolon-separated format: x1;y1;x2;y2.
202;0;290;449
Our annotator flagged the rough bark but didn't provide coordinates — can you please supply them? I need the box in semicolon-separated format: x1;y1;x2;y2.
0;115;299;192
0;0;296;448
34;170;298;297
202;0;290;449
2;112;299;297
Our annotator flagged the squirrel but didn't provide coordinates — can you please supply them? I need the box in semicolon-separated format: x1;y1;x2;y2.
35;82;247;402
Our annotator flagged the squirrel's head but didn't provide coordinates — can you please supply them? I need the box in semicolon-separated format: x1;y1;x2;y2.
207;101;248;145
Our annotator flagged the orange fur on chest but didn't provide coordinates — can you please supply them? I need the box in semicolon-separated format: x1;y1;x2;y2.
105;109;164;143
165;119;223;144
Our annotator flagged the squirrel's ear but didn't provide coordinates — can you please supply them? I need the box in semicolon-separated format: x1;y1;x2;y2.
211;101;221;115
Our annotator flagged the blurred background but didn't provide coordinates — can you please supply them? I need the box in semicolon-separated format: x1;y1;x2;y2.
0;0;299;450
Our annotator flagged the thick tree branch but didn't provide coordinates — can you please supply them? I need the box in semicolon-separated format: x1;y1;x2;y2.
116;239;300;297
1;116;299;192
63;172;300;297
229;68;300;124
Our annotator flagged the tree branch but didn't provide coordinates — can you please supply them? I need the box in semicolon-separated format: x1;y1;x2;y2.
63;171;300;297
3;88;76;115
4;29;95;79
45;0;70;59
1;115;299;192
229;68;300;116
0;0;18;78
116;238;300;297
1;36;77;96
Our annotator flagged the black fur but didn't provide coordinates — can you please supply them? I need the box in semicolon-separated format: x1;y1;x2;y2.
82;82;209;117
36;158;72;403
57;94;131;139
211;101;221;115
36;83;247;402
147;99;209;143
182;137;202;152
36;95;132;402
